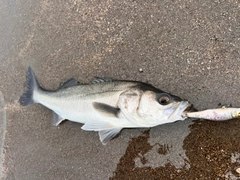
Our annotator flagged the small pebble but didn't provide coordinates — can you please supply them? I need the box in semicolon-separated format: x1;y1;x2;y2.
236;167;240;174
139;68;143;73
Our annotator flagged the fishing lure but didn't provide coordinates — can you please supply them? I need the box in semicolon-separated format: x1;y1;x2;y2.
184;107;240;121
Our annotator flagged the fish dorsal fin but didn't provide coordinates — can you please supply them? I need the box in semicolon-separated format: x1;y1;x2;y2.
52;112;65;126
99;128;122;145
92;102;119;118
59;78;79;89
91;77;113;84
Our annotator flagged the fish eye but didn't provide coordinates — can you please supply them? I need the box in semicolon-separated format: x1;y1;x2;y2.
158;96;170;105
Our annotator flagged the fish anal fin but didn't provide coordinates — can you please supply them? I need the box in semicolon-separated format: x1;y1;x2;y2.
52;112;65;126
92;102;119;118
99;128;122;145
59;78;79;89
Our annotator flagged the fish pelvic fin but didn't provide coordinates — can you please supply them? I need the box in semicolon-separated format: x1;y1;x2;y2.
81;121;114;131
81;120;122;145
99;128;122;145
52;112;65;126
19;66;40;106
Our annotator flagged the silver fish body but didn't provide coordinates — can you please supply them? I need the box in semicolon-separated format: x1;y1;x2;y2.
20;67;191;144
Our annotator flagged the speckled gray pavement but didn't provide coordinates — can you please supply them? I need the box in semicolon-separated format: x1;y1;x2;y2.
0;0;240;179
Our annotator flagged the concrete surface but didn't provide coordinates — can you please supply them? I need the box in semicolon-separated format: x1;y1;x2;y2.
0;0;240;179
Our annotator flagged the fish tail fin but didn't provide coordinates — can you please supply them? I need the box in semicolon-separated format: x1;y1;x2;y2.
19;66;40;106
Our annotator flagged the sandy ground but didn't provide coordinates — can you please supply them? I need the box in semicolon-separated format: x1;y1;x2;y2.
0;0;240;179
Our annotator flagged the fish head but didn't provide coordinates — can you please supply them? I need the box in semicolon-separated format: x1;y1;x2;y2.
118;83;191;127
136;90;191;126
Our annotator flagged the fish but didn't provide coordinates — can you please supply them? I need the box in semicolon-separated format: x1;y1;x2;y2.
184;107;240;121
20;67;191;145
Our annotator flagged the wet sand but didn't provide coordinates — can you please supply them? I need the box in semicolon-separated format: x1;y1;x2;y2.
111;118;240;179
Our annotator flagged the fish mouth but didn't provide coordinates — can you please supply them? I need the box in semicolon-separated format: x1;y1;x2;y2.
168;101;192;121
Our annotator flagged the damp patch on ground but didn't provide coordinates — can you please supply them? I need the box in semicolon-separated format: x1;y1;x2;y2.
110;118;240;180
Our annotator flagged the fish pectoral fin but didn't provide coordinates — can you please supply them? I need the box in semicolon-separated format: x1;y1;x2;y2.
92;102;119;118
52;112;65;126
99;128;122;145
58;78;79;89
